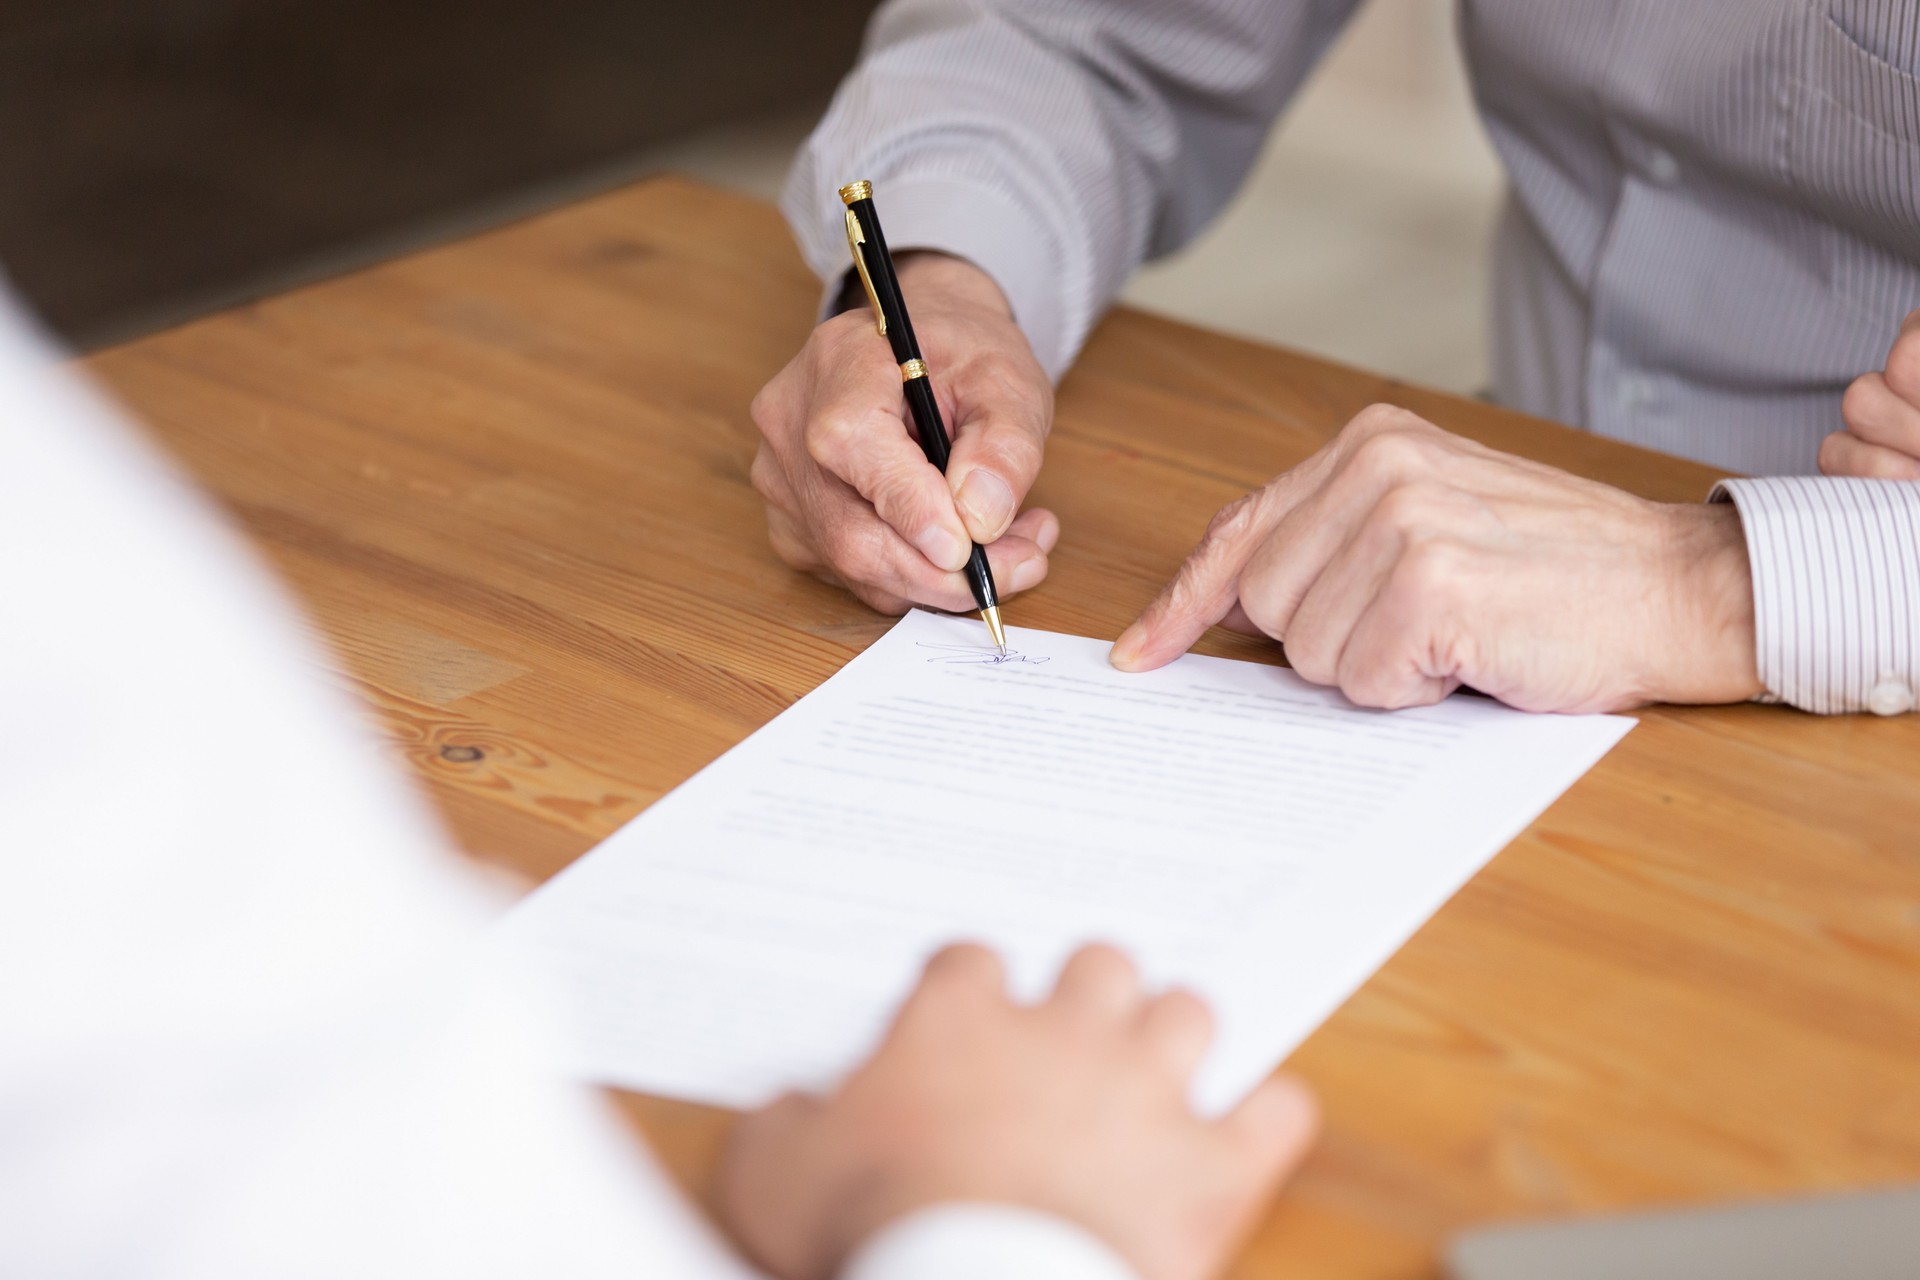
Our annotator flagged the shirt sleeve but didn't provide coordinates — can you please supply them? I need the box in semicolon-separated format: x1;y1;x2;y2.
840;1205;1139;1280
781;0;1364;380
1711;476;1920;715
0;289;1146;1280
0;293;765;1280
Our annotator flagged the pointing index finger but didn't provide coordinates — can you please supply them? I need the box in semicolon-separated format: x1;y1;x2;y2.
1110;477;1302;672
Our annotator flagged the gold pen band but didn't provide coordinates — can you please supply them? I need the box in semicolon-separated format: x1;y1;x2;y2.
838;180;873;205
901;358;928;382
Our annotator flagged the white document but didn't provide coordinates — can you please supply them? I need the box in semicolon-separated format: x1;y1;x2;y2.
500;609;1633;1114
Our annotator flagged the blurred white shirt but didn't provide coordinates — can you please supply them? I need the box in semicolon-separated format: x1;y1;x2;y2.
0;293;1133;1280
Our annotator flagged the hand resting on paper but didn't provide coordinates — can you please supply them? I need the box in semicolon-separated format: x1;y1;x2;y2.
1110;405;1763;713
719;943;1317;1280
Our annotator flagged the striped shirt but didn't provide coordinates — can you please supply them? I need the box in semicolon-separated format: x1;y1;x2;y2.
781;0;1920;715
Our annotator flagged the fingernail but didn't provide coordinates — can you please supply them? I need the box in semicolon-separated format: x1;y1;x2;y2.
914;522;970;572
1036;513;1061;553
1010;557;1045;593
1110;624;1145;670
955;469;1015;540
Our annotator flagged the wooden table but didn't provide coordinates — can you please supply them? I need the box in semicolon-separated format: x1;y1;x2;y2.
87;177;1920;1278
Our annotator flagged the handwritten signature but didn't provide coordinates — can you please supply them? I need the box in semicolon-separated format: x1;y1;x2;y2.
917;642;1051;666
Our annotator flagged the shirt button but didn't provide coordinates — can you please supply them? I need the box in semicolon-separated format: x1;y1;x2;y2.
1645;146;1682;186
1868;678;1915;716
1617;374;1652;412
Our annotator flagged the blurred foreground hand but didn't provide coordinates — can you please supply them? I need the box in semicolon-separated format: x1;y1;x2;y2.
1111;405;1763;712
1823;310;1920;479
749;252;1058;614
719;943;1317;1280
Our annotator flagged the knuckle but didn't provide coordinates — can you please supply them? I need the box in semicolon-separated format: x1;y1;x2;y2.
1152;987;1213;1037
1370;481;1444;533
1233;543;1292;633
748;373;797;439
821;522;885;583
1073;941;1137;981
1345;423;1432;481
923;941;999;989
1818;431;1852;476
989;422;1047;481
747;383;775;431
864;465;929;526
1393;536;1470;603
1160;561;1217;625
803;412;858;469
1349;402;1397;432
1346;402;1425;441
1841;373;1881;426
1238;585;1289;641
1202;492;1261;547
1285;632;1335;686
1337;663;1400;711
1057;944;1140;1012
1146;490;1284;631
748;448;780;500
1886;336;1920;401
754;1090;816;1125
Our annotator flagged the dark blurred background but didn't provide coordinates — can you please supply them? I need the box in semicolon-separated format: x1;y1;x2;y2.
3;0;1506;391
0;0;877;347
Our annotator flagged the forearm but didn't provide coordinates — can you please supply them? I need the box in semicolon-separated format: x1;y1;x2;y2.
782;0;1361;379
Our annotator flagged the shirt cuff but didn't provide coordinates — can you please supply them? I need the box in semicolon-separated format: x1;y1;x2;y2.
1710;476;1920;715
787;175;1076;383
838;1204;1139;1280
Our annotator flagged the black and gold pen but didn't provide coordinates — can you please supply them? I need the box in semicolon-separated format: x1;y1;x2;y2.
839;179;1008;654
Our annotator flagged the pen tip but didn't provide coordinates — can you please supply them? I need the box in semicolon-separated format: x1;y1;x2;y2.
981;605;1008;654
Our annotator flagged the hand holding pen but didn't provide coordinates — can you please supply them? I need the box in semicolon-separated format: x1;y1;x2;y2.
744;190;1059;624
838;179;1018;649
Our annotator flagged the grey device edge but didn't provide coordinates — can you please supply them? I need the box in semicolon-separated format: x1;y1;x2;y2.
1446;1184;1920;1280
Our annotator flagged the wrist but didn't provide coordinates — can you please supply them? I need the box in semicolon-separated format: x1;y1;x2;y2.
894;251;1015;320
830;251;1014;328
1646;503;1764;704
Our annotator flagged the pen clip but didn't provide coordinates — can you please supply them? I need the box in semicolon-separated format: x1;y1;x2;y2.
844;208;888;338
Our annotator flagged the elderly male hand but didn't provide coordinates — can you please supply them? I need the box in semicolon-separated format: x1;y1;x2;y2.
750;252;1058;614
1110;406;1764;713
1822;309;1920;479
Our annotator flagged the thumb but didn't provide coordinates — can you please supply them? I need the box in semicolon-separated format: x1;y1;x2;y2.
945;368;1053;545
1220;1073;1320;1189
1110;490;1281;672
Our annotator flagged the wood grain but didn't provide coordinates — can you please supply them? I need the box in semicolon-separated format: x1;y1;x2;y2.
84;176;1920;1280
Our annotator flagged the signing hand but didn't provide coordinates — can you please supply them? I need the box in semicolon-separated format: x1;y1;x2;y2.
1822;309;1920;479
750;252;1058;614
1110;406;1763;713
719;943;1317;1280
